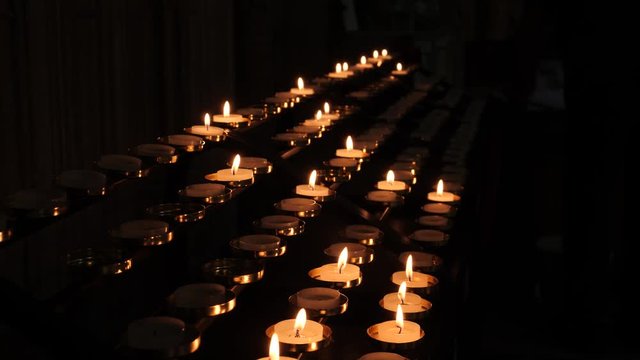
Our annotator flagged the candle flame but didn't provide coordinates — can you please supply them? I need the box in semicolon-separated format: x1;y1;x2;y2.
335;63;342;73
346;136;353;151
360;56;366;65
373;50;379;59
308;170;317;190
398;281;407;305
204;113;211;128
437;179;444;195
376;60;382;67
223;101;231;117
315;110;322;120
297;77;304;90
396;304;404;334
337;247;348;274
323;102;330;114
397;62;403;71
269;333;280;360
386;170;395;185
382;49;388;57
231;154;241;175
294;308;306;336
406;254;414;282
343;62;349;71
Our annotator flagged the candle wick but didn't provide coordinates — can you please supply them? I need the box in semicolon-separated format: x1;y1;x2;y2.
397;326;402;335
206;124;209;131
309;184;315;191
295;329;300;338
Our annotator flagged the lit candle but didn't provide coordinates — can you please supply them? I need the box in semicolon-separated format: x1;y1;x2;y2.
336;136;367;158
320;102;340;120
115;219;170;239
173;283;227;308
391;63;408;76
290;77;314;96
278;198;318;212
295;287;341;310
309;247;361;283
295;170;331;197
367;305;424;344
376;170;408;191
391;255;437;289
258;333;297;360
184;183;227;198
236;234;281;251
209;154;254;182
380;48;392;60
189;113;226;136
368;50;380;63
213;101;248;125
427;179;459;202
422;202;453;215
328;63;349;79
342;62;354;75
272;309;324;345
357;352;408;360
381;281;431;314
354;55;373;69
127;316;186;350
302;110;332;128
399;251;441;271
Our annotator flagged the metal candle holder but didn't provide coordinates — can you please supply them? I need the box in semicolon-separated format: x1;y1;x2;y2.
229;234;287;258
177;187;233;205
202;258;265;285
182;127;228;143
66;248;133;276
168;285;237;320
265;324;332;353
274;199;322;218
253;215;305;237
156;136;205;152
146;203;207;223
288;292;349;318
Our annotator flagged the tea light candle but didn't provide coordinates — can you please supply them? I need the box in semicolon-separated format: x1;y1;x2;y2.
336;136;366;158
278;198;318;212
189;113;226;136
321;102;340;120
391;255;434;289
422;202;453;215
367;305;423;344
358;352;408;360
328;63;349;79
116;219;169;239
341;62;354;76
368;50;381;63
97;154;142;172
127;316;186;350
345;224;381;241
366;190;400;203
296;170;330;197
380;48;392;60
295;288;341;310
184;183;226;198
418;215;450;228
302;110;332;128
410;229;447;246
427;179;459;202
376;171;408;191
328;158;359;168
164;134;204;147
173;283;227;308
354;55;373;69
213;101;247;124
381;282;430;313
260;215;300;229
399;251;442;271
325;242;368;258
291;125;323;135
391;63;408;76
133;144;176;158
211;155;254;181
272;309;324;345
290;77;314;96
258;334;297;360
310;247;361;283
236;234;281;251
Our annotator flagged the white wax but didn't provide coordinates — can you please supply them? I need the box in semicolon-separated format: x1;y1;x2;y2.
302;118;332;127
325;243;367;258
382;292;426;313
166;134;203;147
336;149;366;158
290;88;315;96
188;125;226;136
399;252;439;269
370;320;422;343
291;125;322;134
391;271;433;289
237;234;281;251
295;184;330;197
377;180;407;191
98;154;142;172
422;203;452;214
134;144;175;157
427;191;457;202
345;225;380;240
354;63;373;69
357;352;408;360
260;215;299;229
118;220;169;239
418;215;449;227
328;71;349;79
173;283;226;308
328;158;358;168
367;190;399;203
212;114;246;124
273;318;323;344
295;287;341;310
58;170;106;190
184;183;226;198
279;198;317;212
127;316;185;350
214;168;254;182
311;263;360;282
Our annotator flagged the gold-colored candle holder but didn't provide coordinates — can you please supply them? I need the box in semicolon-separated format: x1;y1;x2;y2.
289;287;348;318
202;258;265;286
125;316;201;358
343;224;384;246
253;215;305;237
168;283;236;320
178;183;232;204
146;203;206;223
66;248;133;276
110;219;173;247
157;134;205;152
229;234;287;258
274;198;322;218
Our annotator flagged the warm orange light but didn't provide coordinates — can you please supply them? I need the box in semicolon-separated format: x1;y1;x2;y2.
437;179;444;195
269;333;280;360
346;136;354;151
343;62;349;71
382;49;388;57
297;77;304;90
376;60;382;67
386;170;395;185
396;304;404;333
373;50;379;59
308;170;317;190
398;281;407;304
223;101;231;117
323;102;330;114
335;63;342;73
231;154;241;175
315;110;322;120
294;308;306;336
396;63;403;71
204;113;211;128
405;254;413;282
337;247;348;274
360;56;366;65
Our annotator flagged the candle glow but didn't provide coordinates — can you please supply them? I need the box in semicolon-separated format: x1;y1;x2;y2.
204;113;211;129
382;49;388;57
342;62;349;71
406;255;414;282
437;179;444;195
373;50;379;59
223;101;231;117
337;247;348;274
396;304;404;334
335;63;342;73
346;136;354;151
386;170;395;185
398;281;407;305
315;110;322;120
397;63;403;71
323;102;330;114
297;77;304;90
294;308;306;337
269;333;280;360
308;170;317;191
231;154;241;176
360;56;366;65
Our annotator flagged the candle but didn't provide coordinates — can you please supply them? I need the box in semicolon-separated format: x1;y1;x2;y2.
173;283;227;308
302;110;332;128
309;247;361;283
258;333;297;360
381;281;431;313
325;242;368;258
336;136;367;158
259;215;300;229
127;316;186;350
133;143;176;158
399;251;442;271
57;170;106;191
422;202;453;215
164;134;204;147
295;170;331;197
273;309;324;345
368;50;381;63
290;125;323;135
210;154;254;182
115;219;170;239
328;157;359;168
189;113;226;136
97;154;142;172
410;229;448;245
290;77;314;96
366;190;401;203
345;224;381;241
391;63;408;76
358;353;408;360
391;255;437;289
376;171;408;191
354;55;373;69
184;183;226;198
328;63;349;79
367;305;424;344
236;234;281;251
235;156;272;173
295;288;341;310
321;102;340;120
418;215;449;228
380;49;392;60
213;101;248;125
278;198;318;212
427;179;459;202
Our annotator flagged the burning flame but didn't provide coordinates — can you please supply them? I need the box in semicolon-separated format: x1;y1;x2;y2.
386;170;395;185
315;110;322;120
406;254;414;282
223;101;231;117
297;77;304;90
396;304;404;334
437;179;444;196
231;154;241;175
373;50;379;59
323;102;330;114
343;62;349;71
398;281;407;305
335;63;342;73
360;56;366;65
397;63;403;72
337;247;348;274
308;170;317;190
269;333;280;360
204;113;211;129
376;60;382;67
294;308;306;337
346;136;354;151
382;49;388;57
